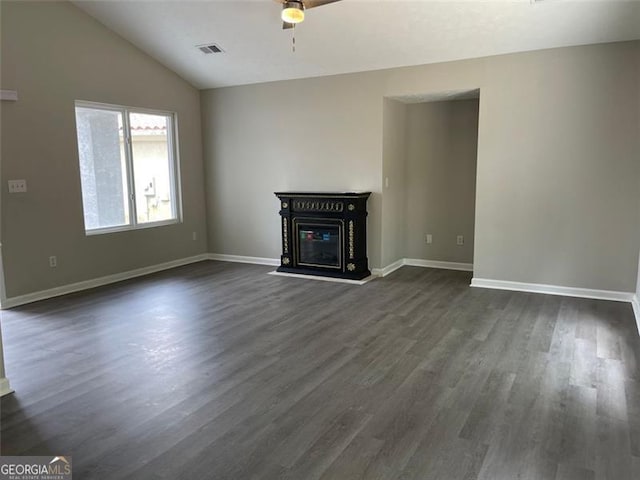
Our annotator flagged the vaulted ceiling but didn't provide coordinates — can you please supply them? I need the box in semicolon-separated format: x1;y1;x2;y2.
73;0;640;89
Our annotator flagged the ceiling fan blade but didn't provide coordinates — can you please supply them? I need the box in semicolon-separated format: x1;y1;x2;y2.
273;0;286;4
304;0;341;9
282;21;295;30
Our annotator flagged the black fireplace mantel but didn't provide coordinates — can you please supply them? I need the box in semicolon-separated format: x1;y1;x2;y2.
274;192;371;280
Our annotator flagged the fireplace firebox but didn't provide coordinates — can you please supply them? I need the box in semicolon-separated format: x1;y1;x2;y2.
275;192;371;280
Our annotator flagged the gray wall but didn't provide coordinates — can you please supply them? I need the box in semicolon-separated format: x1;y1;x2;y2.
637;44;640;300
1;1;208;298
201;74;385;267
404;100;478;264
475;45;639;291
381;99;407;267
202;41;640;292
637;254;640;299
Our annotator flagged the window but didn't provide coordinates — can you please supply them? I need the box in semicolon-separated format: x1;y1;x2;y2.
74;101;181;234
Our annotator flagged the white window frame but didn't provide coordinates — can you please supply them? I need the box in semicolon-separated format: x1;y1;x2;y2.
74;100;183;235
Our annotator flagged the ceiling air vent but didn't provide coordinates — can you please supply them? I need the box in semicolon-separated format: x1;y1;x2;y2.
197;44;224;54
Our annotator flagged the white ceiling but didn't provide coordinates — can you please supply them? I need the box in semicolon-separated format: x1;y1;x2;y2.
73;0;640;89
389;88;480;104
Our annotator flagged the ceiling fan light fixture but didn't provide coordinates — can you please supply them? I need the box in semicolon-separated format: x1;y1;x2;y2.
281;2;305;24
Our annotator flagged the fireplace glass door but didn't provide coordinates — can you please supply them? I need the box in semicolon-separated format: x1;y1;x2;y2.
296;223;341;269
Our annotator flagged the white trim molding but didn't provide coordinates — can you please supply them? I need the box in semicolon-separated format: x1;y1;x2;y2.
0;243;7;308
404;258;474;272
207;253;280;266
471;277;635;303
632;294;640;335
207;256;470;277
372;258;473;277
0;319;12;396
1;254;210;309
0;377;13;397
372;259;404;277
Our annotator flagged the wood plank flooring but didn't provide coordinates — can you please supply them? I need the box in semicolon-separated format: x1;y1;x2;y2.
1;261;639;479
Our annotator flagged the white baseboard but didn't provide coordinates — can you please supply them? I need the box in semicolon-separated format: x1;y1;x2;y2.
404;258;474;272
0;377;13;397
373;258;473;277
372;259;405;277
632;294;640;335
1;254;210;309
207;253;280;266
470;277;634;303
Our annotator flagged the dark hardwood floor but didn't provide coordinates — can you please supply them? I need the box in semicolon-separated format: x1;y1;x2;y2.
1;261;639;479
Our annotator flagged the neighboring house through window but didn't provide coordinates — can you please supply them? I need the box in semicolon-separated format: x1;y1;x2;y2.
74;101;181;234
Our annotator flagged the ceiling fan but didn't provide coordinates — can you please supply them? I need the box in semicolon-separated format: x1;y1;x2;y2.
274;0;342;29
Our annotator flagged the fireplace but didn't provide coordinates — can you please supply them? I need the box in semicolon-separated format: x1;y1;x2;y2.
275;192;371;280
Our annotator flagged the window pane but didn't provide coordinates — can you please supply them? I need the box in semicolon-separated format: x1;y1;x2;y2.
75;107;129;230
129;112;176;224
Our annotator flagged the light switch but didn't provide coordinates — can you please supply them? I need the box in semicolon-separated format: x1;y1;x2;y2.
8;179;27;193
0;90;18;101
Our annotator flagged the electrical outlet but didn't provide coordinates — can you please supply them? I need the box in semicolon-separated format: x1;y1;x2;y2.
456;235;464;246
8;179;27;193
49;256;57;268
425;234;433;244
192;231;197;241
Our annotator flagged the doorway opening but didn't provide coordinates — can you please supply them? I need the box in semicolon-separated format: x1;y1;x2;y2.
381;89;480;271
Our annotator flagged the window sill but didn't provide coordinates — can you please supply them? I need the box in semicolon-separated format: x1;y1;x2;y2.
85;219;180;236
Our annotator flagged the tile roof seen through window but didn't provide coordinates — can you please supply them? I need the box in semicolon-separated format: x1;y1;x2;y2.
120;113;167;135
